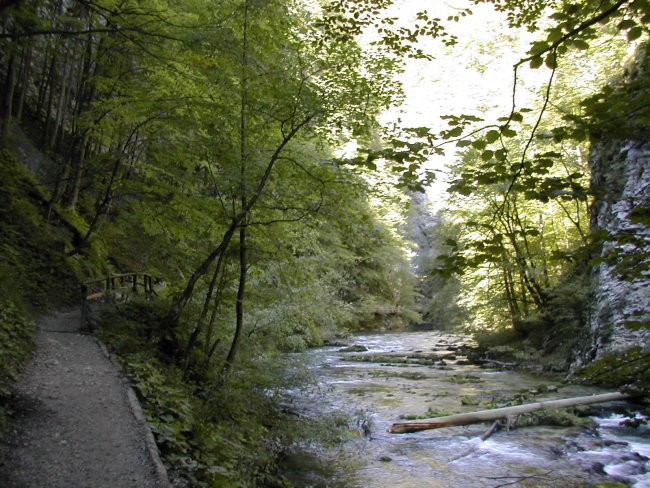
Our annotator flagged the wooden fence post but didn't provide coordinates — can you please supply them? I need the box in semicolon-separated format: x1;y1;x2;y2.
80;283;89;330
81;272;158;329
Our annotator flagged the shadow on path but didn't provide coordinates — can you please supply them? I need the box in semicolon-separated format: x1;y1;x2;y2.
0;309;169;488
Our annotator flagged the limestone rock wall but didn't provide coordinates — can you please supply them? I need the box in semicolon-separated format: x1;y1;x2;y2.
585;138;650;360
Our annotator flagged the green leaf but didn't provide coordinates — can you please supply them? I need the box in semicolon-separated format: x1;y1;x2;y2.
481;150;494;161
546;28;563;43
485;130;500;143
618;19;636;30
471;140;487;150
545;52;558;69
529;56;544;69
529;41;549;56
627;26;643;41
572;39;589;50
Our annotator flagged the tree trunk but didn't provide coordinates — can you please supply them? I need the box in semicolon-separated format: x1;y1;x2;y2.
183;249;229;375
223;222;247;374
65;132;90;209
222;1;250;374
389;392;631;434
43;53;58;145
1;49;17;146
80;155;120;247
163;115;315;332
16;44;32;122
48;51;69;149
502;263;520;322
164;220;240;333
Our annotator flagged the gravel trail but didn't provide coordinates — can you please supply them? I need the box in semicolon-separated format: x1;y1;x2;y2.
0;309;168;488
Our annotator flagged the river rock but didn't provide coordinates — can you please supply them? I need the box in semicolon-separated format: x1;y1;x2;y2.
338;345;368;353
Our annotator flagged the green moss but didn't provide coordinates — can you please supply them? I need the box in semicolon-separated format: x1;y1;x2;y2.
460;395;481;406
369;370;428;380
445;374;483;384
573;346;650;394
515;408;595;428
0;151;81;310
400;407;453;420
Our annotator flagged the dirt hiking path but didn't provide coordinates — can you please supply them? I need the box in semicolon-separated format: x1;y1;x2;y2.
0;309;169;488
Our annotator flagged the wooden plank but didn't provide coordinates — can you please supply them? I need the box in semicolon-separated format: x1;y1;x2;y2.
389;392;632;434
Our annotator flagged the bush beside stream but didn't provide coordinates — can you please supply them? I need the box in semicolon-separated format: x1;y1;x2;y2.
96;300;350;487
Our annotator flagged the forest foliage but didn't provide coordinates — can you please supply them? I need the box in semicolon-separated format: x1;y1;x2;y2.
0;0;420;482
410;1;650;359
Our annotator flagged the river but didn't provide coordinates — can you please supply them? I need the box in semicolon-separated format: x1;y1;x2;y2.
283;330;650;488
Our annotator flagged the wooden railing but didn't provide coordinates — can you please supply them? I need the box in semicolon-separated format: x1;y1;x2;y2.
80;273;155;329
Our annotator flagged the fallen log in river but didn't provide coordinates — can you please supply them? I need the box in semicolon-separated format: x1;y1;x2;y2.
389;392;632;434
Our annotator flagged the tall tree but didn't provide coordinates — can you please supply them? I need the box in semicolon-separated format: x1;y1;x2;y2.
160;0;406;360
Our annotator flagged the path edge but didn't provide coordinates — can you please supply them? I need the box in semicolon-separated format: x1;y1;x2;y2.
94;337;173;488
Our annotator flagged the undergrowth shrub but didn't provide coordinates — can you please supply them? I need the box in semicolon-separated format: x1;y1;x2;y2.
96;301;338;487
472;267;592;372
0;301;34;437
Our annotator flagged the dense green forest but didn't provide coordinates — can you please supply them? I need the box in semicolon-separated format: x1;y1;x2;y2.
1;0;649;485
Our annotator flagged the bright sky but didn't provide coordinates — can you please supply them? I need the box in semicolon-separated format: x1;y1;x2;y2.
372;1;549;206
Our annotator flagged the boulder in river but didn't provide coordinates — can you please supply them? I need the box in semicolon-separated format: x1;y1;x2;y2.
338;345;368;353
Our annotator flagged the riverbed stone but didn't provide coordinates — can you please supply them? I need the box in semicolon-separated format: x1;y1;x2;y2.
338;345;369;352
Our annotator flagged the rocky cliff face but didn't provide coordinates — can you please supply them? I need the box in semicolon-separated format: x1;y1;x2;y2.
586;139;650;360
578;42;650;363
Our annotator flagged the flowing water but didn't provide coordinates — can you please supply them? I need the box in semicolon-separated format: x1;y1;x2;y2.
284;331;650;488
